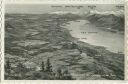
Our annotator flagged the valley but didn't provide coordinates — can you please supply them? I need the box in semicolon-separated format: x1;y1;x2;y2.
5;13;124;80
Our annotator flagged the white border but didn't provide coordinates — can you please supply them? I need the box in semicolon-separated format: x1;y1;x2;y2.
0;0;4;82
1;0;128;84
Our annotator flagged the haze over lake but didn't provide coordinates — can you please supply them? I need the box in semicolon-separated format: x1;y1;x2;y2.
63;20;124;53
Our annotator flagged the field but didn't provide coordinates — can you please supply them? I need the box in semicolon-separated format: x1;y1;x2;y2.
5;13;124;80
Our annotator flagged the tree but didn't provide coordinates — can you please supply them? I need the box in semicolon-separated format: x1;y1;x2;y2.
17;62;25;72
5;59;11;74
56;69;73;80
71;42;78;49
56;68;62;79
16;62;27;79
62;70;73;80
41;61;45;71
46;58;52;72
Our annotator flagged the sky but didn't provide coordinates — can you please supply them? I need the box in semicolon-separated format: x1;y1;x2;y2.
5;0;124;4
5;4;124;14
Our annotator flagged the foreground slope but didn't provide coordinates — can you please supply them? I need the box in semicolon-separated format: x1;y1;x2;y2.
5;13;124;80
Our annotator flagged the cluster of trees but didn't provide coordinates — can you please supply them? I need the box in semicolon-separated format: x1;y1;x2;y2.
5;59;28;79
62;42;78;49
5;58;74;80
5;59;11;75
40;58;74;80
41;58;52;72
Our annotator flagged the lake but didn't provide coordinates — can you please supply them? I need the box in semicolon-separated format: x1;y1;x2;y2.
63;20;124;53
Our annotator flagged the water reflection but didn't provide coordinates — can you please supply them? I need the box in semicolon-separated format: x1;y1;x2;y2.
63;20;124;53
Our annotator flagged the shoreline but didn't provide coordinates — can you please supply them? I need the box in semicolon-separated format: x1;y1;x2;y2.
5;14;124;80
62;19;124;54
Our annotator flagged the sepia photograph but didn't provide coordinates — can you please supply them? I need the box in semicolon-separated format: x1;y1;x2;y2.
4;4;124;80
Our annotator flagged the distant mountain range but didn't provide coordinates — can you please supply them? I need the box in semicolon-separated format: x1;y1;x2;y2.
88;10;124;17
86;10;124;32
49;10;124;16
48;10;124;32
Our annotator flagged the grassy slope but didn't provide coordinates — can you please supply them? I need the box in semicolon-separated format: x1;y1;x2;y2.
5;14;124;80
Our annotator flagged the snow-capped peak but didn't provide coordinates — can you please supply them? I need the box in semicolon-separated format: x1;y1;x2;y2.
89;10;124;17
49;11;81;15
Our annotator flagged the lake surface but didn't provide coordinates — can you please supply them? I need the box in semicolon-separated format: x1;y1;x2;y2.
63;20;124;53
